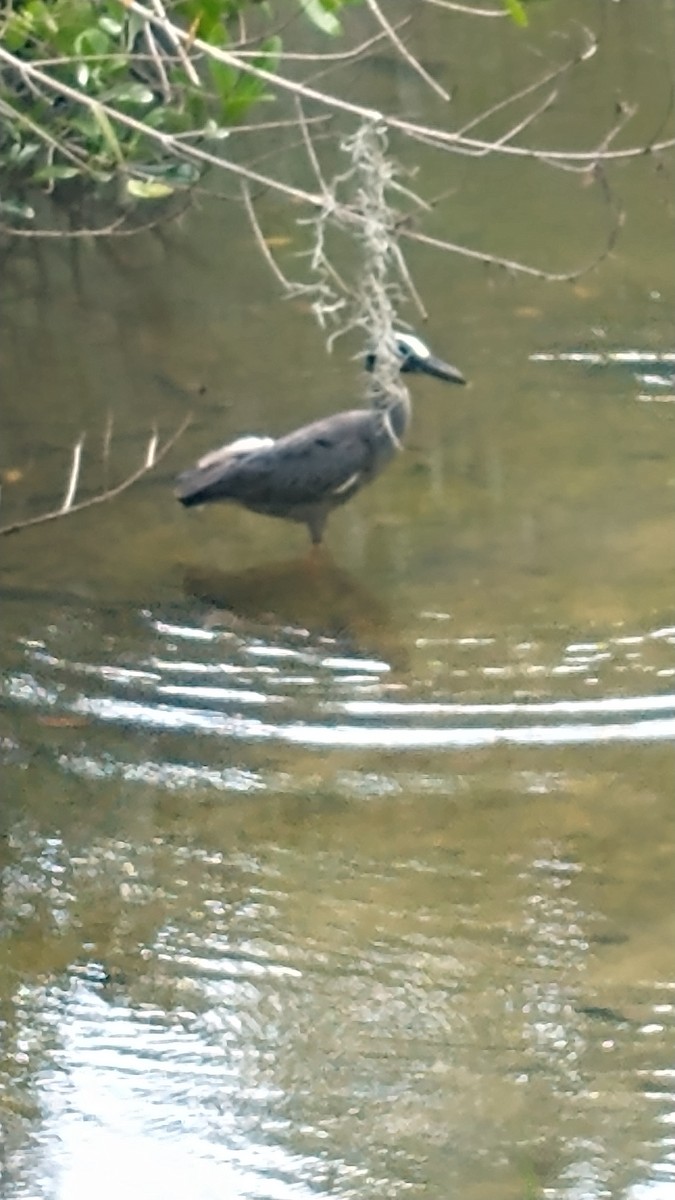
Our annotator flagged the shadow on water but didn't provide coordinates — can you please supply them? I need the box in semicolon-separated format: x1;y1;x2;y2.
181;553;405;658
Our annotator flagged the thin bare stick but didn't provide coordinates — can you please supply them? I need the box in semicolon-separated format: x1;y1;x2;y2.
143;21;172;103
102;409;114;488
302;17;412;87
234;26;402;62
295;97;330;195
488;88;560;155
61;435;85;511
457;49;585;138
173;114;329;137
362;0;451;101
404;200;623;282
0;197;191;239
117;6;675;164
145;425;159;469
241;182;295;290
0;415;192;537
2;36;673;188
391;241;428;321
148;0;200;86
0;96;93;177
422;0;505;13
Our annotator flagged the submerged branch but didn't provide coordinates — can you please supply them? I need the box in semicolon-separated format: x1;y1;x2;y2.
0;414;192;537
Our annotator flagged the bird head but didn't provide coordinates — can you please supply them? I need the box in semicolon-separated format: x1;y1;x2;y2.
365;331;466;385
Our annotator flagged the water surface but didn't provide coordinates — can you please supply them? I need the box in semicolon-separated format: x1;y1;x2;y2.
1;1;674;1196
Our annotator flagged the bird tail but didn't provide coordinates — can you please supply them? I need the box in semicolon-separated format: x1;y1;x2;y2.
175;466;227;507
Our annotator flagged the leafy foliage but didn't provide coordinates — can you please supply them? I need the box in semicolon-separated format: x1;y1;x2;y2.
0;0;341;219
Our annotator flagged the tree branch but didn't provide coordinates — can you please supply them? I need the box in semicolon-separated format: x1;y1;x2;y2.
0;414;192;537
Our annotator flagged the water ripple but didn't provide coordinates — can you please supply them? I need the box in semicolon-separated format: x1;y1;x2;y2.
3;613;674;770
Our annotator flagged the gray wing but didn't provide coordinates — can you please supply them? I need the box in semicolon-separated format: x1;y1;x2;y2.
176;409;379;508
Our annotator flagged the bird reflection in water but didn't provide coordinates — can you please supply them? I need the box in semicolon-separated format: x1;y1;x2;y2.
182;553;402;658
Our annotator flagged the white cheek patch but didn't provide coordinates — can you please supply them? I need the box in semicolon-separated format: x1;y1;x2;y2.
198;435;274;469
396;332;430;359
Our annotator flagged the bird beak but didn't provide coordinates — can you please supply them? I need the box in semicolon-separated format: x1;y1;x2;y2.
420;355;466;384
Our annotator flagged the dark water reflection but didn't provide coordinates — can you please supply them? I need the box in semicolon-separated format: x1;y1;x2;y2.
1;0;675;1196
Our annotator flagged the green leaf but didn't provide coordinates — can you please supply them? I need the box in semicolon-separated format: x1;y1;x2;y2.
0;198;35;220
502;0;528;26
105;82;156;106
175;0;228;42
208;57;238;99
255;35;282;74
32;164;81;182
135;161;201;184
24;0;58;37
7;141;41;166
2;12;32;52
298;0;342;37
98;16;123;37
74;27;111;56
126;178;175;199
90;102;124;164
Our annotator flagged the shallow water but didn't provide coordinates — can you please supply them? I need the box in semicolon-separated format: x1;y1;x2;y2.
1;1;674;1196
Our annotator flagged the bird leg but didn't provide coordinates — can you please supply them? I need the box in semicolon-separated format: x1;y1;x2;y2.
307;512;327;549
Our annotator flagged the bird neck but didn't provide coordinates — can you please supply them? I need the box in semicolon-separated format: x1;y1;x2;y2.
370;383;412;448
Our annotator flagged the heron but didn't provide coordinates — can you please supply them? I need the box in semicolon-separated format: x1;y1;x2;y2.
175;331;466;546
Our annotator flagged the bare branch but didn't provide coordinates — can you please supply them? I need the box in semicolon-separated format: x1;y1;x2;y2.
456;52;583;138
142;21;173;103
147;0;200;86
422;0;505;14
302;17;413;87
390;241;428;321
0;96;94;177
294;98;330;196
362;0;451;101
0;195;191;240
0;415;192;538
402;191;624;283
102;410;114;489
117;4;675;165
144;426;159;469
61;435;85;511
241;183;295;291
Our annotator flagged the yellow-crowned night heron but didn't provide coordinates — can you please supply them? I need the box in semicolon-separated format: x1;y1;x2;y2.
175;331;466;545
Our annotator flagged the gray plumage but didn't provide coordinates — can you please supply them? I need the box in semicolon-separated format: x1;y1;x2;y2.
176;332;466;545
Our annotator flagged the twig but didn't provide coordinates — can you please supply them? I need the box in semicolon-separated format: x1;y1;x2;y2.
117;4;675;165
302;17;413;87
102;409;114;488
240;182;295;290
403;198;623;282
362;0;451;101
391;241;427;321
422;0;505;13
0;197;191;239
295;97;330;195
61;435;85;511
0;414;192;537
144;424;159;469
148;0;200;86
142;21;173;103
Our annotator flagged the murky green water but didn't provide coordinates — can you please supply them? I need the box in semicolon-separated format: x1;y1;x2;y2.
1;2;674;1197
